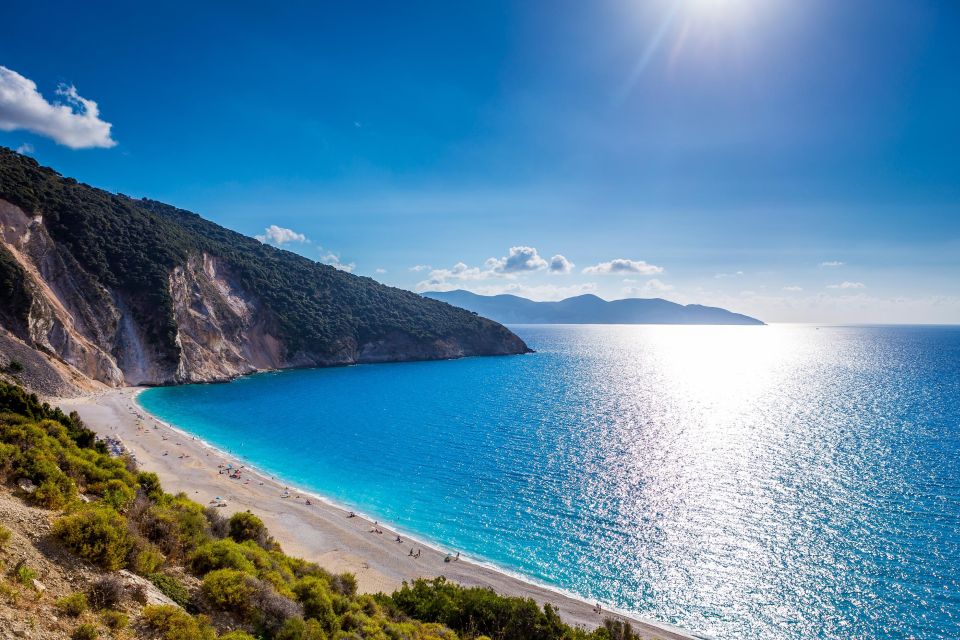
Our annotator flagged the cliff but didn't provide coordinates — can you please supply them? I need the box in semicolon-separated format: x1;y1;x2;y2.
0;148;528;395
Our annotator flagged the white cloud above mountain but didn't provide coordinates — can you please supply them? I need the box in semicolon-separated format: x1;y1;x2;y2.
582;258;663;275
486;246;548;273
255;225;308;245
548;254;575;274
0;65;116;149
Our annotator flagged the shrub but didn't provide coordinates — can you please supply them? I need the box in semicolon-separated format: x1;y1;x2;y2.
31;478;70;509
56;592;88;617
71;623;99;640
252;582;303;633
219;633;257;640
139;494;209;559
15;563;36;587
330;572;357;598
100;479;135;512
141;604;216;640
149;573;191;608
0;524;11;548
201;568;255;611
53;505;131;570
7;360;24;373
275;617;328;640
189;538;256;576
227;511;272;548
203;506;228;538
293;577;337;633
100;610;128;631
128;537;165;575
137;472;163;501
88;575;125;610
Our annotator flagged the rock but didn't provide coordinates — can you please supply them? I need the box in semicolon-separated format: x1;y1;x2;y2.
117;570;180;607
31;579;46;593
16;478;36;493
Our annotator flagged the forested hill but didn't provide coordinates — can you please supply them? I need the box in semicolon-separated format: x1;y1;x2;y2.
0;147;528;393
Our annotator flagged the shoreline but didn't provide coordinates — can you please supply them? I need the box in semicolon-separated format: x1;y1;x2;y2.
57;386;703;640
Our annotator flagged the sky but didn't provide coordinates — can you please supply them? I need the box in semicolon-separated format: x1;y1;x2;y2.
1;0;958;323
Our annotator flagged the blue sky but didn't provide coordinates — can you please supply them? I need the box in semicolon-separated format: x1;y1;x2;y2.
1;0;958;322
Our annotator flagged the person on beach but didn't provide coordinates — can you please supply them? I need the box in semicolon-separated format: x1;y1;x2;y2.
396;535;402;543
409;548;414;556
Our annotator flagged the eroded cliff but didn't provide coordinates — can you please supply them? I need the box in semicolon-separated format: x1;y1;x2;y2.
0;149;528;394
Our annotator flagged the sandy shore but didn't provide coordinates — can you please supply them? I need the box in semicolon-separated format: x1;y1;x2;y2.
58;387;702;640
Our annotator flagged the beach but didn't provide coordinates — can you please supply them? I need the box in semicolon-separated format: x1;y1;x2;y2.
57;387;700;640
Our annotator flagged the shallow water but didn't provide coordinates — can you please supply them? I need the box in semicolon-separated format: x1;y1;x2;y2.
140;325;960;639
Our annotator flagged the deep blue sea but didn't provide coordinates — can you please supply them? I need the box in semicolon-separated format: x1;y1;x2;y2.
139;325;960;639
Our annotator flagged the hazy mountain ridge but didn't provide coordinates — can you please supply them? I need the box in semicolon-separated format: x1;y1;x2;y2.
424;290;764;325
0;148;528;394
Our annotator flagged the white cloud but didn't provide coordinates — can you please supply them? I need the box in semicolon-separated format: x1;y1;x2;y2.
714;270;744;279
582;258;663;276
548;254;575;274
642;278;674;292
320;252;355;273
415;261;503;290
409;264;432;272
827;281;865;289
0;66;116;149
255;225;308;245
623;278;675;297
486;246;548;274
782;286;803;292
820;261;845;267
375;268;387;274
15;143;33;155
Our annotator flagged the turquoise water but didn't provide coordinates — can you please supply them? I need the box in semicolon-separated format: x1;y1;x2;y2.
139;325;960;639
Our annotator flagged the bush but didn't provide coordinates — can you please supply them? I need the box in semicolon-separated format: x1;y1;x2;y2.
203;506;229;538
141;604;216;640
15;563;36;587
100;610;128;630
137;472;163;501
228;511;272;548
71;623;99;640
274;617;331;640
53;505;131;570
56;592;88;617
190;538;256;576
0;524;11;548
219;633;257;640
100;479;135;512
149;573;191;608
253;582;303;633
128;537;165;575
293;577;337;633
88;575;125;610
201;568;256;611
7;360;24;373
31;478;70;509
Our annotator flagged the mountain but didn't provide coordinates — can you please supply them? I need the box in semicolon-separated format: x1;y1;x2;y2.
423;290;764;325
0;147;528;394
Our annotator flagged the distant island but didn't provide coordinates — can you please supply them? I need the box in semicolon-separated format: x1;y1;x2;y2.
424;290;764;325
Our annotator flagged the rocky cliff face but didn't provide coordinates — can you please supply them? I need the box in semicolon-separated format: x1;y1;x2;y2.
0;197;527;394
0;150;528;394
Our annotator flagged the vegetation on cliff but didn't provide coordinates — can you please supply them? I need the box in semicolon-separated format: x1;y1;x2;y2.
0;146;527;382
0;381;640;639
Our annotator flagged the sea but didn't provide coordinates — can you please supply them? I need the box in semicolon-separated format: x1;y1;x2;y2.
138;324;960;639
